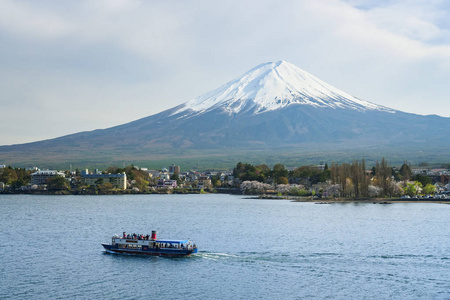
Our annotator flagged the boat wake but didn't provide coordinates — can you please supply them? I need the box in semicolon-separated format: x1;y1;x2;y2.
196;252;239;261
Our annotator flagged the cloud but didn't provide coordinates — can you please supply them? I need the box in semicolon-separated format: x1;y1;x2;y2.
0;0;73;39
304;1;450;59
0;0;449;145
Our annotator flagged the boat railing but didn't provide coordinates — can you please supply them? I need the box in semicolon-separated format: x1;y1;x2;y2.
113;235;155;241
112;234;196;250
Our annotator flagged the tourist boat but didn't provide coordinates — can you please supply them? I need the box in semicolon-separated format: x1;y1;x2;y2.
101;231;198;257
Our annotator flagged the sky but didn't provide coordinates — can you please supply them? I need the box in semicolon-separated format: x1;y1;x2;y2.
1;0;450;145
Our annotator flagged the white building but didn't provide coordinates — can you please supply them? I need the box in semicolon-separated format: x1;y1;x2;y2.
80;169;127;190
30;170;65;185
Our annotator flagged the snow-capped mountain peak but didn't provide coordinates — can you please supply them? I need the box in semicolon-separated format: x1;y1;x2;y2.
173;60;394;116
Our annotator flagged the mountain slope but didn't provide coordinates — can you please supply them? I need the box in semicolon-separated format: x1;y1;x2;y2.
0;61;449;167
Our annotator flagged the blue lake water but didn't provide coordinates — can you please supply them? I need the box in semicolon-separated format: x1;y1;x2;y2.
1;194;449;299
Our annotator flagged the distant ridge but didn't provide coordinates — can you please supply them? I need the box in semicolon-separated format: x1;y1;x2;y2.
0;61;449;168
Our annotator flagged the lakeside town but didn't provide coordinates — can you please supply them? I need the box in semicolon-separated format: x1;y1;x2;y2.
1;160;450;200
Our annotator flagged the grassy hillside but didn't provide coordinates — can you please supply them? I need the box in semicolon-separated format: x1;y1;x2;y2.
1;144;448;171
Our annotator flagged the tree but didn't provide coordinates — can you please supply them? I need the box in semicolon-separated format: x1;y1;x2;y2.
210;174;222;187
170;172;179;181
47;176;70;191
291;166;318;179
412;174;432;187
318;169;331;183
368;185;383;197
329;159;369;198
171;172;183;186
277;176;289;184
360;159;369;197
289;185;309;196
376;158;392;197
0;167;18;185
404;181;421;197
272;164;288;180
255;164;271;179
422;184;436;195
399;162;412;181
330;162;352;197
240;181;273;194
98;182;114;193
11;178;26;190
392;167;401;181
233;162;263;182
351;159;367;198
371;166;376;176
134;178;149;192
389;181;404;197
326;184;341;197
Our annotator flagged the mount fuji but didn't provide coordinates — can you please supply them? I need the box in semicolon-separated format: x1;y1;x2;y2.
1;61;449;167
174;60;393;116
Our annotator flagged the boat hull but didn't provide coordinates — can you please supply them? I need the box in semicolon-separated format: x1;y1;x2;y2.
102;243;197;257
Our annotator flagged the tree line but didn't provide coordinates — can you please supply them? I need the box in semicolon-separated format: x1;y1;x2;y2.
0;159;443;197
233;159;440;198
233;162;331;185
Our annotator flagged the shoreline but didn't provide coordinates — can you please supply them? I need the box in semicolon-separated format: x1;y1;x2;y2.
1;191;449;204
254;195;450;204
0;187;240;196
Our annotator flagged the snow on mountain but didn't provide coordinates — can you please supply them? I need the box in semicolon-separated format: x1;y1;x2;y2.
173;60;394;117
